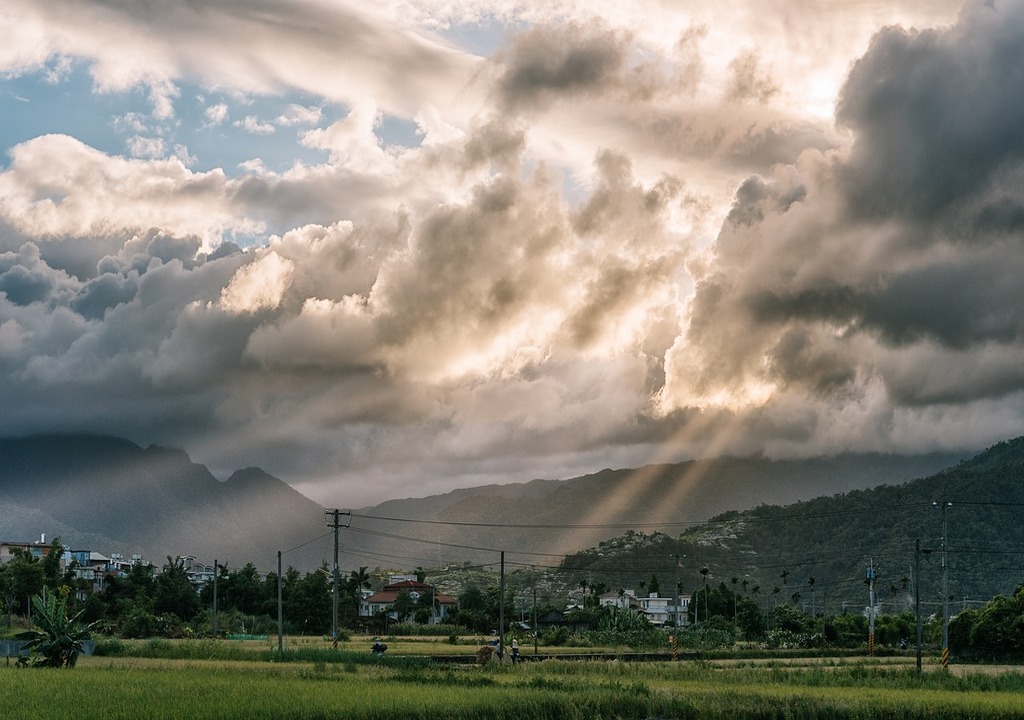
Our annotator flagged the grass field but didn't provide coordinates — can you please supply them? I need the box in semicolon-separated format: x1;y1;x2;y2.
4;638;1024;719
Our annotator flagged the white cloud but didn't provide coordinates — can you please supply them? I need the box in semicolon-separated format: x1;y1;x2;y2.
0;134;264;247
126;135;166;159
219;250;293;313
204;102;229;125
275;103;322;127
234;115;275;135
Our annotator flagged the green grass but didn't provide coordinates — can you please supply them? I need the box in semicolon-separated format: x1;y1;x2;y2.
3;654;1024;719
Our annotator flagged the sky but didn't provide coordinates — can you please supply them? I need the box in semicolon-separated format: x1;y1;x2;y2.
2;0;1023;508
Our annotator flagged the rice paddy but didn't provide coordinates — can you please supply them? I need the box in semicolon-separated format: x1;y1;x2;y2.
4;637;1024;719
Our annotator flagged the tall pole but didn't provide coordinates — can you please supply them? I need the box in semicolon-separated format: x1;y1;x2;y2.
277;550;283;653
498;551;506;659
333;510;339;646
867;559;876;656
533;587;538;656
933;500;952;668
325;509;350;648
330;510;339;647
915;539;923;673
212;559;218;637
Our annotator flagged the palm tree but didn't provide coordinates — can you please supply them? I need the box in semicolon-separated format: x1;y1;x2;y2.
700;566;710;622
731;576;740;621
349;566;371;604
807;577;816;617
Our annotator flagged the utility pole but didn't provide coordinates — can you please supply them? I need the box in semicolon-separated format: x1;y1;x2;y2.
915;539;932;673
325;508;350;648
933;500;952;668
498;551;505;660
866;559;876;656
277;550;283;653
533;587;538;656
212;558;218;637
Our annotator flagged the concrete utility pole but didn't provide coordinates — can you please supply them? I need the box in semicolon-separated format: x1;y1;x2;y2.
325;509;350;647
277;550;283;653
915;539;932;673
533;587;538;656
498;550;505;659
933;500;952;668
213;559;218;637
866;559;876;655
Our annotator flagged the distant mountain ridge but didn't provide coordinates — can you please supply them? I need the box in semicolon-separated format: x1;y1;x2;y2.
347;452;969;565
0;434;330;572
0;433;970;574
558;436;1024;609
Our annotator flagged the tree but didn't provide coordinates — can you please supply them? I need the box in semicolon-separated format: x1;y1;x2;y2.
648;574;660;596
2;549;45;618
459;585;485;612
41;538;71;596
17;594;93;668
391;590;415;622
699;566;710;622
289;566;332;634
736;596;765;639
731;576;740;620
154;556;200;621
103;560;156;623
347;566;371;605
221;563;265;616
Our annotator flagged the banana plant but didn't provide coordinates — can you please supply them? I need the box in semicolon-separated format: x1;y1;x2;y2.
16;594;94;668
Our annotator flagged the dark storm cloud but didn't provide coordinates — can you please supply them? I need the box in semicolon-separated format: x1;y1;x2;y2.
837;5;1024;225
672;1;1024;424
496;23;628;109
0;263;54;306
0;243;72;306
69;272;138;320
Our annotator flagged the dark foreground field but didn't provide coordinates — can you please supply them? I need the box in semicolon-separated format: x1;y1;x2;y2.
3;640;1024;720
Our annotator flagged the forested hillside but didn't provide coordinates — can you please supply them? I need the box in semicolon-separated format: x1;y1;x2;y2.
559;438;1024;613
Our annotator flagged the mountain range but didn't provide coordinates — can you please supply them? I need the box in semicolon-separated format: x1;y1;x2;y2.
559;437;1024;612
0;433;967;577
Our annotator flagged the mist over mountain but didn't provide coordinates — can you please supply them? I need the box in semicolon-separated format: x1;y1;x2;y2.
0;433;967;576
0;435;329;572
346;452;968;567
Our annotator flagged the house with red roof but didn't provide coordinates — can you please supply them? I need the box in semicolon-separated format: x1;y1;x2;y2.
361;578;458;624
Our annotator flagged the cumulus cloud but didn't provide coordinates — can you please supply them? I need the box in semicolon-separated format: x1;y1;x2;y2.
204;103;229;125
0;135;263;247
2;0;1022;508
234;116;275;135
662;0;1024;454
127;135;167;158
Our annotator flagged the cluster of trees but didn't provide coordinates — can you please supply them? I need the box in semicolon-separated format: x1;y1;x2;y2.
22;536;1024;658
949;585;1024;661
0;539;73;624
97;560;376;638
0;539;378;639
683;578;924;649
